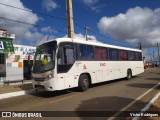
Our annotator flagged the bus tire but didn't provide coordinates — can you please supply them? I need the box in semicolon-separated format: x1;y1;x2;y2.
127;69;132;80
78;74;89;92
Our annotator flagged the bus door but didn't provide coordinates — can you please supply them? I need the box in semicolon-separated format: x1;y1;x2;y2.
57;42;75;89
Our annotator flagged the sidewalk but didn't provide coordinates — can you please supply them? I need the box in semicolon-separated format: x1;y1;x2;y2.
0;82;33;94
0;80;34;100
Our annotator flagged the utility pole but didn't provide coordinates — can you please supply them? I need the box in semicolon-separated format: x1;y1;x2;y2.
66;0;74;38
84;26;90;41
153;51;155;66
150;53;152;63
157;43;160;64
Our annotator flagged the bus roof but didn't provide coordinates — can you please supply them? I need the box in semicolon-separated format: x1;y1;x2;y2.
45;38;142;52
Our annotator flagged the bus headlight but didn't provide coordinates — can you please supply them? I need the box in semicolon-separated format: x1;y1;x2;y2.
45;71;53;81
45;75;52;81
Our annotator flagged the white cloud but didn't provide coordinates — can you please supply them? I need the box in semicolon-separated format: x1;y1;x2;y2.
41;26;57;33
42;0;58;12
0;0;38;44
83;0;99;6
97;7;160;46
0;0;56;46
64;33;101;43
24;31;55;45
82;0;102;12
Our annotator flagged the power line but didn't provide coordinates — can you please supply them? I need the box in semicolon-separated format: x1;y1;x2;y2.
0;2;112;40
74;22;125;44
74;22;112;40
0;1;146;47
0;1;113;42
0;16;67;34
0;2;66;21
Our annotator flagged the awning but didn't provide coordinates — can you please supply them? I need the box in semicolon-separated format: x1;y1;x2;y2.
0;38;14;53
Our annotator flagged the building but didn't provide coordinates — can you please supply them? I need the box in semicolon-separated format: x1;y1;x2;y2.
0;29;36;84
0;29;15;84
6;44;36;82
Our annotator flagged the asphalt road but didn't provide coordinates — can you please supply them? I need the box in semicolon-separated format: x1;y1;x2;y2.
0;68;160;120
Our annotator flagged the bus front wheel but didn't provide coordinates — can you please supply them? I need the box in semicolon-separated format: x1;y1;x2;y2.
127;69;132;80
78;74;89;92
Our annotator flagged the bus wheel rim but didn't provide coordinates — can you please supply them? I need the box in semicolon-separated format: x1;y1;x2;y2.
83;79;88;87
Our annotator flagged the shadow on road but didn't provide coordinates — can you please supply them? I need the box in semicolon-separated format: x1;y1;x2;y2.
90;78;125;88
75;96;159;120
145;78;160;81
148;71;160;75
31;78;129;98
31;87;80;98
31;76;141;98
17;83;33;90
127;83;159;89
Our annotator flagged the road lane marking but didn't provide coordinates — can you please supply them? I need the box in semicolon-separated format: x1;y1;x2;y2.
107;82;160;120
49;93;82;104
133;91;160;120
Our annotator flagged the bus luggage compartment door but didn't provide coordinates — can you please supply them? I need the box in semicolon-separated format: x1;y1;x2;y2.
64;73;74;89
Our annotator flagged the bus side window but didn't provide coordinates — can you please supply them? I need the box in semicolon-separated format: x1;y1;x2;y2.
57;42;75;73
109;48;119;60
57;47;63;65
57;53;62;65
65;48;74;64
79;44;94;60
128;51;136;61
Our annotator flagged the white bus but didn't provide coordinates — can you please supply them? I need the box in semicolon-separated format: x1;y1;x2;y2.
32;38;144;91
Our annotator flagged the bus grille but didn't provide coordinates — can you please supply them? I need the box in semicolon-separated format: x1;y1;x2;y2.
34;85;45;89
34;78;45;82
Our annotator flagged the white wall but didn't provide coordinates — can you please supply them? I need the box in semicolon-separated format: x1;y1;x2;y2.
6;66;23;81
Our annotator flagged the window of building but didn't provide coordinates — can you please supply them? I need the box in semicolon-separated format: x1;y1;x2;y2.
109;48;119;60
14;47;18;51
20;47;24;51
128;51;135;61
119;50;128;60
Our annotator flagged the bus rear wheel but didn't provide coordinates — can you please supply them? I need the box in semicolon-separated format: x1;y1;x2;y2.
127;69;132;80
78;74;89;92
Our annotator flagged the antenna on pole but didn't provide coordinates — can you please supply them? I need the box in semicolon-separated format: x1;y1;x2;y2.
84;26;90;41
66;0;74;39
47;36;49;41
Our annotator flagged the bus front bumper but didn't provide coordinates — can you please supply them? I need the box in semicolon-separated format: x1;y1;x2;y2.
32;78;57;91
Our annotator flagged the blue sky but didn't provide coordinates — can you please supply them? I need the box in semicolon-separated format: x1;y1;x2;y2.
0;0;160;61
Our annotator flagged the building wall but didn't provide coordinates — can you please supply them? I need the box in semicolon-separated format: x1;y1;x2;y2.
6;62;23;81
0;54;6;84
5;44;36;81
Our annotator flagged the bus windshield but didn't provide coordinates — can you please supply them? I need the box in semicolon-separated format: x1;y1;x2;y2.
32;41;57;73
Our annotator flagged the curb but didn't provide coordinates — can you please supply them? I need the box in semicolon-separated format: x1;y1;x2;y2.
0;89;35;100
